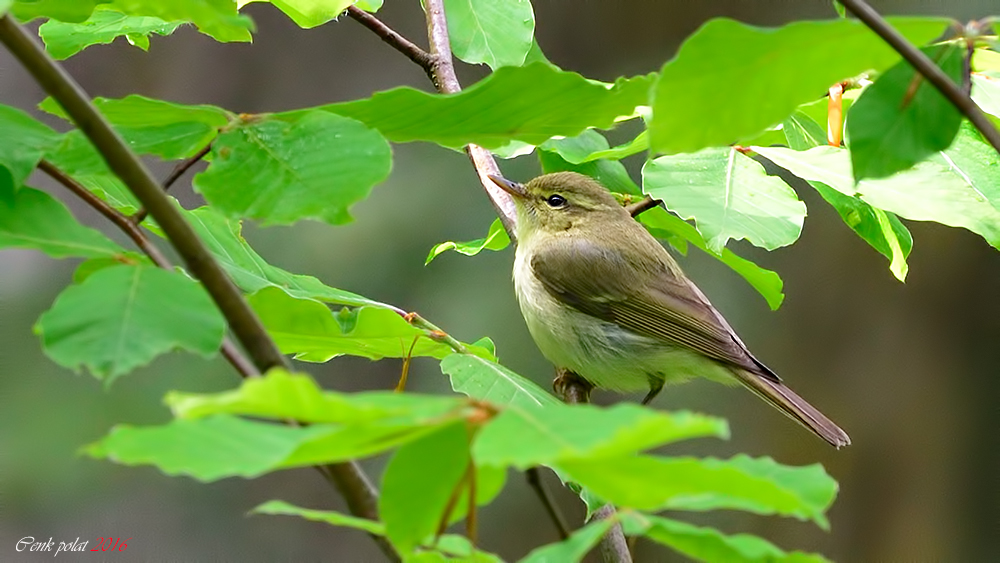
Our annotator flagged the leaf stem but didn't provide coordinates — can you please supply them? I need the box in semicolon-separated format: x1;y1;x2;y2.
839;0;1000;154
0;15;394;561
404;312;470;354
525;467;571;540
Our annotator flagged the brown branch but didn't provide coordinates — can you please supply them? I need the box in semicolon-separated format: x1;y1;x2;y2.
839;0;1000;154
346;6;435;80
0;16;395;562
557;369;632;563
131;142;211;225
625;196;661;218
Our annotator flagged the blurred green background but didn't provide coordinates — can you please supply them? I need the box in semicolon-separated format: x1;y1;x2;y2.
2;1;999;561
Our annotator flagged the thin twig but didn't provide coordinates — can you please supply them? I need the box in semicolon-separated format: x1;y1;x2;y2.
625;196;661;218
405;312;471;354
0;16;395;562
525;467;571;540
839;0;1000;154
346;6;436;80
558;369;632;563
131;143;211;225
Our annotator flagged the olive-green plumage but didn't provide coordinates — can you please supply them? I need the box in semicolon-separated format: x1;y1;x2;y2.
490;171;849;448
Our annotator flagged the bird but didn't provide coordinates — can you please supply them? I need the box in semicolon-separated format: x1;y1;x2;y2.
488;171;850;448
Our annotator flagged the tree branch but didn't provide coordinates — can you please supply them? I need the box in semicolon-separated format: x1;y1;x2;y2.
557;369;632;563
346;6;435;81
0;16;395;561
839;0;1000;154
131;142;211;225
525;467;571;540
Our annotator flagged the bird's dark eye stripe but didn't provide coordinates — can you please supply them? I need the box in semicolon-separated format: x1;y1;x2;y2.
546;194;567;207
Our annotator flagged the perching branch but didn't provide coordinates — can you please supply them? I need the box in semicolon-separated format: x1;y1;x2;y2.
0;16;395;562
130;142;211;225
839;0;1000;154
557;369;632;563
625;195;661;218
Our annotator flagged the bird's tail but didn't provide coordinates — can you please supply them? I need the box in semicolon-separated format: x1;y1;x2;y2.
735;370;851;448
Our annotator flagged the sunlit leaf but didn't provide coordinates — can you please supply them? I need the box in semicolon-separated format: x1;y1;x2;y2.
83;414;335;480
559;454;837;529
193;111;392;226
34;265;225;383
754;142;1000;249
258;0;355;28
638;206;785;310
440;353;561;409
39;9;182;59
622;513;829;563
973;72;1000;118
289;63;655;150
643;147;806;253
0;103;62;186
847;43;965;181
444;0;534;69
108;0;254;42
426;218;510;265
251;500;386;535
650;17;949;154
474;403;728;468
0;181;122;259
780;111;912;281
380;421;471;554
10;0;107;23
167;368;467;424
248;287;492;362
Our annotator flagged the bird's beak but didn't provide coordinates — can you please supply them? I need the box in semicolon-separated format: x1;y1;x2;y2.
488;175;527;199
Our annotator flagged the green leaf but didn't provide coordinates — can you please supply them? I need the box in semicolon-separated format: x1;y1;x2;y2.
622;513;829;563
34;265;225;383
474;403;728;469
39;9;182;59
380;421;471;554
167;368;467;425
847;43;965;181
517;517;616;563
73;253;151;283
440;353;561;409
426;218;510;264
558;454;837;529
539;129;641;195
643;147;806;253
0;181;122;259
0;0;9;16
193;111;392;226
258;0;355;28
578;130;649;163
251;500;386;535
754;141;1000;250
781;111;912;281
973;72;1000;118
10;0;107;23
41;94;231;160
638;206;785;310
291;63;655;150
650;17;950;154
248;287;492;362
0;103;62;186
444;0;534;69
84;414;336;480
181;206;391;307
108;0;254;42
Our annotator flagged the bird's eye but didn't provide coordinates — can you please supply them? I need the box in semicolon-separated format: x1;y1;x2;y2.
545;194;567;208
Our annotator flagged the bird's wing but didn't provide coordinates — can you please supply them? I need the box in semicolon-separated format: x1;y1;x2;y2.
530;237;778;380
